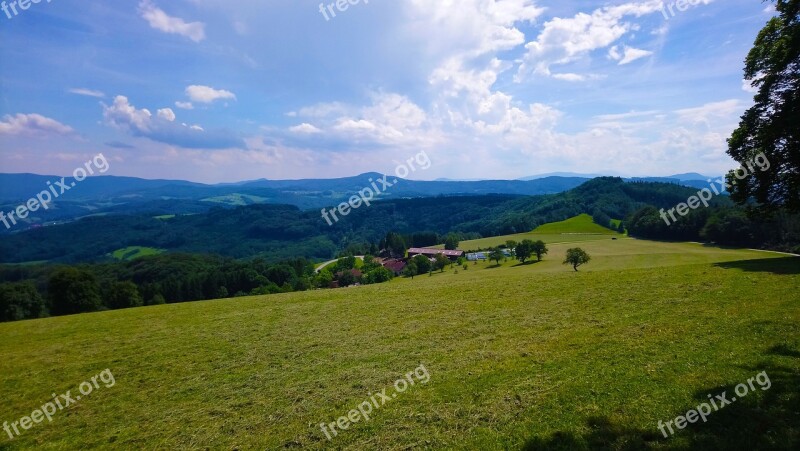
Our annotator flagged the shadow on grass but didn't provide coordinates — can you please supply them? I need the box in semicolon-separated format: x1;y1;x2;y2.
513;261;541;267
714;257;800;275
522;347;800;450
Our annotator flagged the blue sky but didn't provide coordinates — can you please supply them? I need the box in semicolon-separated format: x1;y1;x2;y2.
0;0;776;183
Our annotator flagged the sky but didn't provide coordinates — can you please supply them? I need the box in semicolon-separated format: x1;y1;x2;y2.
0;0;777;183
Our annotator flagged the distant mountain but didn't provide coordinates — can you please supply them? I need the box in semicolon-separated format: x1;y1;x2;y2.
666;173;715;181
519;172;607;180
0;177;730;264
0;172;726;234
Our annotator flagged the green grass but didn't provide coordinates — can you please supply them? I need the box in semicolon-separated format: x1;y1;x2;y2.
1;240;798;449
450;214;621;250
110;246;165;261
531;213;617;235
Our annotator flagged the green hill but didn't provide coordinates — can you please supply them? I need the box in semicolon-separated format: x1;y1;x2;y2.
531;214;617;234
1;239;798;449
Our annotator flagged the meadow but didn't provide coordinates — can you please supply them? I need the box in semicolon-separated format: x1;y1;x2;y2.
0;237;798;449
448;214;621;251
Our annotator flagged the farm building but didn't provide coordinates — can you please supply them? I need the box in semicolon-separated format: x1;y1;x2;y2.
382;259;407;276
407;248;464;261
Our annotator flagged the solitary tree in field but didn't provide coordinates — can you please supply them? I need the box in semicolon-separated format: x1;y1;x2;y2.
532;240;549;262
563;248;591;272
727;0;800;212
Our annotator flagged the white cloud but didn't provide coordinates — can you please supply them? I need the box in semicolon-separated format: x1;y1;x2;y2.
609;45;653;65
185;85;237;104
0;113;75;136
289;123;322;134
175;101;194;110
68;88;105;98
741;78;761;94
517;1;663;80
138;0;206;43
157;108;176;122
102;95;243;149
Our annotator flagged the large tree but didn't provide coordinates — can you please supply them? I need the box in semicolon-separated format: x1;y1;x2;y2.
48;268;102;316
727;0;800;211
532;240;549;262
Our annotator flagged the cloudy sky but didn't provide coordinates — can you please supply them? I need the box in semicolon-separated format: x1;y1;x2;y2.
0;0;776;183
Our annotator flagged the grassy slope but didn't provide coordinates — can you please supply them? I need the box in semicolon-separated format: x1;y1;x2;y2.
454;214;621;251
1;239;798;450
531;214;616;235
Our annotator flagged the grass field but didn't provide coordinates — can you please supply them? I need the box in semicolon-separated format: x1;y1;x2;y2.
452;214;622;251
110;246;165;261
1;237;798;449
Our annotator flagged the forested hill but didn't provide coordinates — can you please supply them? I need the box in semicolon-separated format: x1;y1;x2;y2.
0;178;726;264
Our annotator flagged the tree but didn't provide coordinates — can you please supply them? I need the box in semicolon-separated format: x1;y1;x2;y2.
314;269;333;289
107;281;144;310
403;261;418;279
48;268;103;316
532;240;549;262
727;0;800;212
432;254;449;272
0;282;47;322
506;240;518;256
563;248;591;272
337;271;357;287
617;221;626;234
592;209;612;229
412;254;432;274
363;267;393;284
444;234;460;250
149;294;166;305
382;232;407;258
515;240;534;263
488;248;505;265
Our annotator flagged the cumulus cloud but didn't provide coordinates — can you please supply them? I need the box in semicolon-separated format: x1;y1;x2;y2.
175;101;194;110
157;108;176;122
0;113;74;136
517;0;663;80
138;0;206;42
185;85;237;104
276;92;439;150
102;95;243;149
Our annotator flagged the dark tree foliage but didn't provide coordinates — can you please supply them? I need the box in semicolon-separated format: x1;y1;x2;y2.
48;268;103;316
106;281;144;310
0;281;47;322
728;0;800;211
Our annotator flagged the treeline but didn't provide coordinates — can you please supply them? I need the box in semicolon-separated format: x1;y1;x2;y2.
626;206;800;252
0;178;720;265
0;254;319;322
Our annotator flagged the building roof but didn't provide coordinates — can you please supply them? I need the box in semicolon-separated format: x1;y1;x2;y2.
407;248;464;257
382;259;407;272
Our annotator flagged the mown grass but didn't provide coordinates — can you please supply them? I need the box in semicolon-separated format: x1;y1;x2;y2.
0;240;798;450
